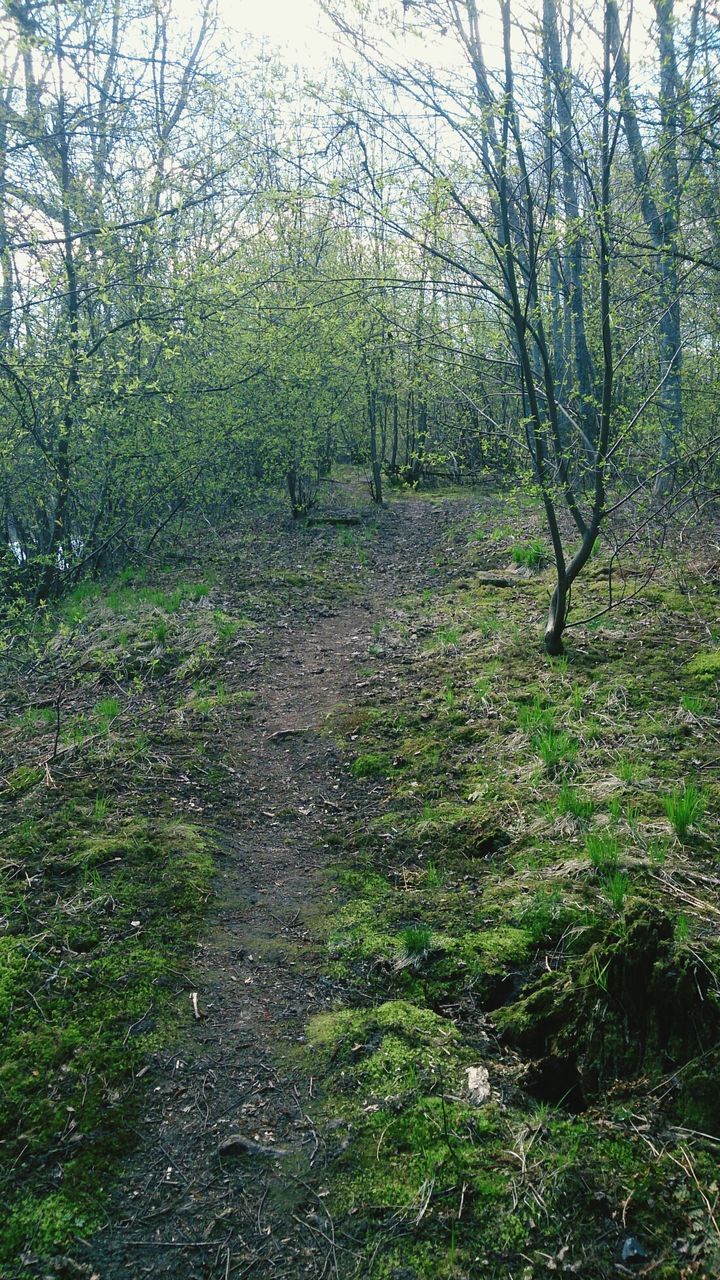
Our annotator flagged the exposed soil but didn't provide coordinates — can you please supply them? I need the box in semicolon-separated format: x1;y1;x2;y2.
78;498;456;1280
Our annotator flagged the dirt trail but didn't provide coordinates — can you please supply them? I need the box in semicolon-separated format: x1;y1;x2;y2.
86;499;454;1280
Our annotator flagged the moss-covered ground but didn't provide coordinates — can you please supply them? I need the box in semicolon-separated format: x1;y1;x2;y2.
311;490;720;1278
2;482;718;1278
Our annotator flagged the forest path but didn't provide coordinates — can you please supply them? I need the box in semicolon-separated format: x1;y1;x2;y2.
87;495;457;1280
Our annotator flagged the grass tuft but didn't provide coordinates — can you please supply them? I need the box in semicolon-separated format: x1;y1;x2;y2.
426;625;460;653
603;870;629;911
518;695;555;735
554;781;594;821
95;696;121;728
397;924;434;957
586;830;621;872
664;782;706;840
535;728;577;772
511;538;546;568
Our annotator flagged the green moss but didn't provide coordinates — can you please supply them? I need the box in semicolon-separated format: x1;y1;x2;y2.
350;751;392;778
308;1001;462;1092
330;1095;507;1207
0;802;215;1268
516;886;594;945
306;1000;512;1260
498;905;719;1106
4;764;43;795
2;1187;101;1261
671;1048;720;1132
685;648;720;679
305;493;720;1277
466;924;532;967
402;799;505;863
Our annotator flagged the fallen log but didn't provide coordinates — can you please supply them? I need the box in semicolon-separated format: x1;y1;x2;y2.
306;512;362;527
475;573;521;587
218;1134;288;1158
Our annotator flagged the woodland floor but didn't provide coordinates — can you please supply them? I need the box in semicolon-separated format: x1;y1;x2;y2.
1;479;719;1280
76;496;444;1280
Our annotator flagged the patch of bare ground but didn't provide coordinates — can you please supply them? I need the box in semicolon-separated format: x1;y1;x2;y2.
73;497;458;1280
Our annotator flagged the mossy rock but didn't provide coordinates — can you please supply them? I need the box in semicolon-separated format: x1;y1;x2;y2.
308;1000;470;1099
497;904;720;1112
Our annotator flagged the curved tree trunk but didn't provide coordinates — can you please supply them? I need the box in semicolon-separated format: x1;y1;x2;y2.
544;575;569;655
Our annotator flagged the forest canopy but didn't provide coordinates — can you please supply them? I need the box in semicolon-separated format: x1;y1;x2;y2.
0;0;718;646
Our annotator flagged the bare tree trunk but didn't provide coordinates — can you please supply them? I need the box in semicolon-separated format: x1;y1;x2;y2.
38;61;80;599
368;387;383;505
410;400;428;485
390;391;399;475
541;12;567;409
608;0;683;492
653;0;683;494
543;0;596;449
